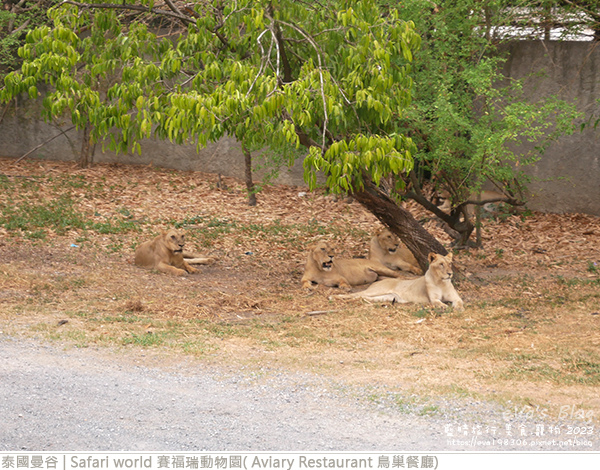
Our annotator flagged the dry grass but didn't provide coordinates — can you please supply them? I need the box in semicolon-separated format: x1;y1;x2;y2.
1;157;599;419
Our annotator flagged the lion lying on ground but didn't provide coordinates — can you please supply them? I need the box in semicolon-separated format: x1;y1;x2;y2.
301;240;406;289
134;229;214;276
369;228;423;275
335;252;464;310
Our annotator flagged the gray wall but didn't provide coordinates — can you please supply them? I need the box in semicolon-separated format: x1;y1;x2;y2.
0;105;306;186
502;41;600;216
1;41;599;215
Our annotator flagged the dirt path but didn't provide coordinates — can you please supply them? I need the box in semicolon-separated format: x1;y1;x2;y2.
1;336;597;452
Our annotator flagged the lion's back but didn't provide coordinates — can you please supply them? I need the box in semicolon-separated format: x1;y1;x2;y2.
333;258;378;285
134;239;161;268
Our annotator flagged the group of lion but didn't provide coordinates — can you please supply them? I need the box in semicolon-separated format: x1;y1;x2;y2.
134;227;463;310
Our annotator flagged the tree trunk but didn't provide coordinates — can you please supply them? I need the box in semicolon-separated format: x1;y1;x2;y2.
79;123;92;169
242;143;257;206
353;178;447;272
405;171;474;247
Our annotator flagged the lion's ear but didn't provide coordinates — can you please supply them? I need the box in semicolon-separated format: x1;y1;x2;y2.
446;253;453;262
428;252;438;263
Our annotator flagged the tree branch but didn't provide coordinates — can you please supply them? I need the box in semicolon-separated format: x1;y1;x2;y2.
162;0;186;24
265;5;293;84
14;125;76;164
405;170;458;226
276;18;328;153
9;19;31;36
58;0;196;25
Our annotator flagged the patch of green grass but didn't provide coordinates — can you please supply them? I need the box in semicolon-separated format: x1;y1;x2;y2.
0;185;140;240
51;174;88;190
0;196;89;235
26;229;47;241
91;218;141;234
175;215;370;250
500;351;600;386
30;322;91;347
418;404;440;416
555;275;600;288
70;278;86;288
105;241;124;253
563;356;600;384
0;174;10;190
68;331;91;348
412;308;429;319
181;340;215;355
122;332;165;347
172;215;207;228
0;172;142;242
501;362;563;384
100;314;143;323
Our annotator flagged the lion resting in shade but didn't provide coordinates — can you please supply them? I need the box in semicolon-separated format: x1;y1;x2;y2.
301;240;406;290
134;229;214;276
369;228;422;275
336;252;464;310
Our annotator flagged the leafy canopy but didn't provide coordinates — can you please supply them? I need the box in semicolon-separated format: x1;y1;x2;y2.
1;0;585;246
2;0;421;190
388;0;582;209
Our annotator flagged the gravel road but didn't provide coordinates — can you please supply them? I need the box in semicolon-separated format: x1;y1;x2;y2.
1;335;597;452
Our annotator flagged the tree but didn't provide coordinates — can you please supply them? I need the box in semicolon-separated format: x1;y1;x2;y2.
380;0;584;246
0;0;584;267
1;0;444;267
1;0;57;127
1;0;57;77
1;6;171;166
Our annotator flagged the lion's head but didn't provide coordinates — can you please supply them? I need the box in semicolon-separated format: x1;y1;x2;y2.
433;189;452;214
310;241;335;272
162;229;186;254
427;252;453;281
376;228;400;254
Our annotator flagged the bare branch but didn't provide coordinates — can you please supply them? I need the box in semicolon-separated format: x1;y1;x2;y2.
405;170;458;227
246;29;270;99
162;0;183;18
276;19;328;153
57;0;196;25
14;126;76;164
9;19;31;36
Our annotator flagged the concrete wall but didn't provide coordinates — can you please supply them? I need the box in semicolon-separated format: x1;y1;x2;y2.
1;41;599;215
502;41;600;216
0;99;306;186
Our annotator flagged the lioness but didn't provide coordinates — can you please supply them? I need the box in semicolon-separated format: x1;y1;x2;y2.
336;252;464;310
369;228;423;275
134;229;214;276
301;240;405;289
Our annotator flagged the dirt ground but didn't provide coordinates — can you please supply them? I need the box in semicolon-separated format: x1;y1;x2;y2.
0;157;599;422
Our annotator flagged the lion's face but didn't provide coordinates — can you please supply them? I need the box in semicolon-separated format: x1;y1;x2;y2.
310;241;335;271
377;229;400;254
428;253;453;281
434;190;452;214
163;229;186;254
